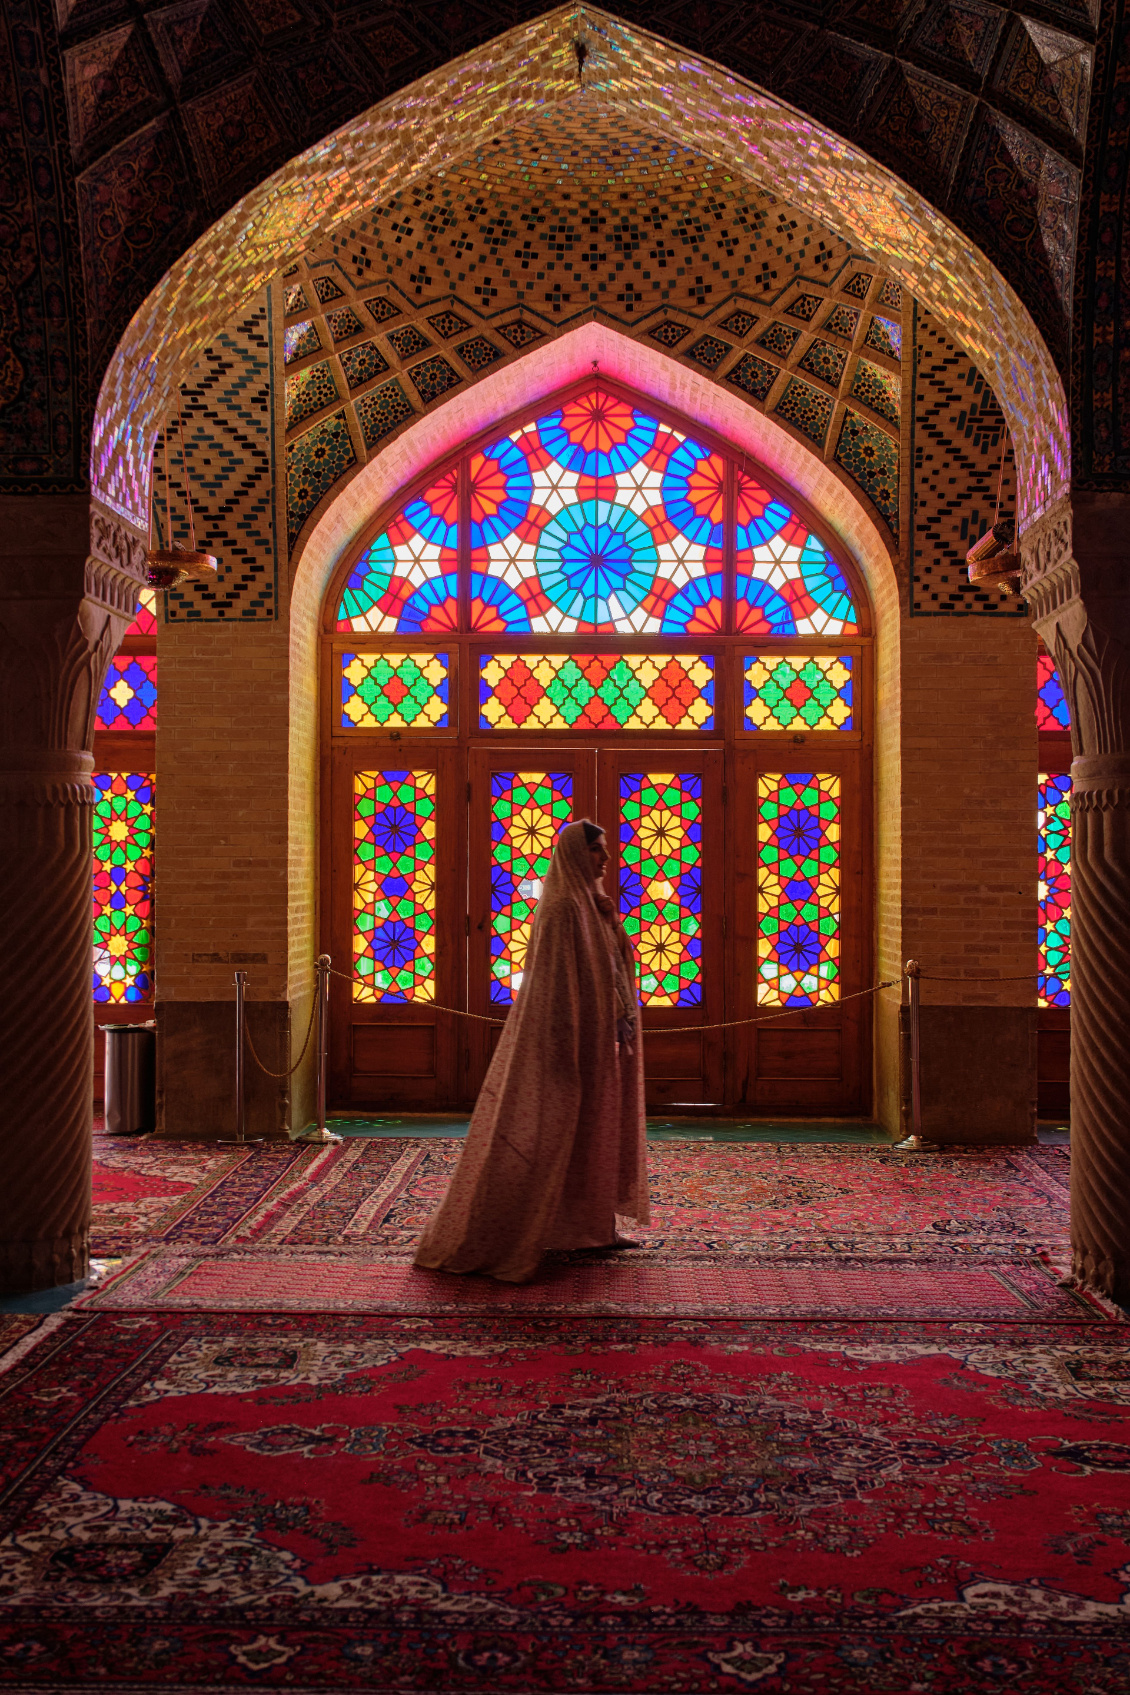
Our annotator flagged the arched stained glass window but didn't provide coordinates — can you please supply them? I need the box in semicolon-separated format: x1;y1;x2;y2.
734;470;858;637
332;386;859;638
337;468;460;633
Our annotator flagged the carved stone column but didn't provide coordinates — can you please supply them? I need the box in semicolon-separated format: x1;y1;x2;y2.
1024;494;1130;1304
0;496;144;1293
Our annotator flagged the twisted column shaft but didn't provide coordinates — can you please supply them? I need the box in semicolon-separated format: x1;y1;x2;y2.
1069;759;1130;1303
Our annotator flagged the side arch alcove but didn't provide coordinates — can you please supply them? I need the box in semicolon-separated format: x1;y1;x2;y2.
291;327;901;1118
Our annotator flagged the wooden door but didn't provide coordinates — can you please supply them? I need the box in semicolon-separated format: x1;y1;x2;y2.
730;747;871;1114
328;741;465;1109
597;749;725;1108
462;748;597;1103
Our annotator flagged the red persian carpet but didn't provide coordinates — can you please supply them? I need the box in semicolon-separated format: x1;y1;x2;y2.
85;1137;1085;1320
1;1311;1129;1693
91;1136;1072;1256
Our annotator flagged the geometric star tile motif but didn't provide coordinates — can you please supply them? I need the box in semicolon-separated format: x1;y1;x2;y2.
851;358;901;423
836;409;899;534
287;411;356;547
774;378;834;446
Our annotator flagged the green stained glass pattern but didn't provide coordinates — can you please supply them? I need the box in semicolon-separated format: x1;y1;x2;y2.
341;652;450;729
757;772;841;1006
619;773;703;1006
744;655;854;731
490;771;573;1003
1038;772;1071;1008
92;772;154;1003
353;770;436;1003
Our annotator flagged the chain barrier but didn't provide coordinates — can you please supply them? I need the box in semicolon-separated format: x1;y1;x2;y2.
231;953;1046;1152
242;991;319;1079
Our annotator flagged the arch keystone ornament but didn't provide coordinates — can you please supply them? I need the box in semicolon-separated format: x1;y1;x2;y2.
1024;496;1130;1305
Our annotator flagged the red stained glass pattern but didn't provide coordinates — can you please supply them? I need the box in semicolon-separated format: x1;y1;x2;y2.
126;587;158;639
1037;651;1070;730
92;772;154;1003
337;471;460;633
469;387;725;634
735;471;858;637
479;654;714;731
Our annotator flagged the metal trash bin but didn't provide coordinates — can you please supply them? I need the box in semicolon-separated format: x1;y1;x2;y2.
104;1024;157;1136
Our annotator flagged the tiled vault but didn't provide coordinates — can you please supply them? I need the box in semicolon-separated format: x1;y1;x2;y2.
282;111;906;551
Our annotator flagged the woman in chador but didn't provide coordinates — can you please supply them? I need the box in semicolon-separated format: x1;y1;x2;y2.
414;819;649;1283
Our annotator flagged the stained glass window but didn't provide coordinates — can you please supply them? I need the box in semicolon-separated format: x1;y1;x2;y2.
341;652;450;729
735;471;858;637
353;771;436;1002
757;773;840;1005
468;388;725;634
744;655;854;731
1037;651;1070;730
336;470;459;633
92;772;154;1003
95;656;158;731
490;772;573;1002
126;587;157;639
1038;772;1071;1008
334;385;863;640
479;653;714;731
619;773;702;1005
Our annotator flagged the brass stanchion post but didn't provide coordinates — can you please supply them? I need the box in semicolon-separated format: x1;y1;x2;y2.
296;955;342;1144
893;959;933;1152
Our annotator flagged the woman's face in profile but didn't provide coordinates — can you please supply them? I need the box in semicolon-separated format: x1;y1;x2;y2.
587;832;610;880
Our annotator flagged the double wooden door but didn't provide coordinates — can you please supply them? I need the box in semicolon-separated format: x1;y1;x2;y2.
327;740;870;1116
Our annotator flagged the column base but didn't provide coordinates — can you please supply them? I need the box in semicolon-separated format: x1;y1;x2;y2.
0;1233;89;1297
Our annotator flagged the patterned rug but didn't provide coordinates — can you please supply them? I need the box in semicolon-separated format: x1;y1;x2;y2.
92;1136;1073;1258
78;1244;1099;1320
0;1310;1128;1692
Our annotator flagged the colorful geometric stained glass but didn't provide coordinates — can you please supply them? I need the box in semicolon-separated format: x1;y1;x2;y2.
353;771;436;1002
619;773;702;1006
468;387;726;634
336;470;459;633
744;655;854;731
490;771;573;1003
92;772;154;1003
1037;651;1071;730
95;656;158;730
757;773;840;1005
341;652;450;730
735;471;858;637
479;653;714;731
126;587;157;639
1038;772;1071;1009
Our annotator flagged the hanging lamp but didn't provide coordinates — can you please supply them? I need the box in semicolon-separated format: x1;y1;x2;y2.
966;428;1020;593
145;403;219;590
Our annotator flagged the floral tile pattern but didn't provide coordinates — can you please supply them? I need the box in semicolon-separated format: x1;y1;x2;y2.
407;356;461;403
285;360;339;430
725;352;778;401
797;339;847;385
851;357;900;423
